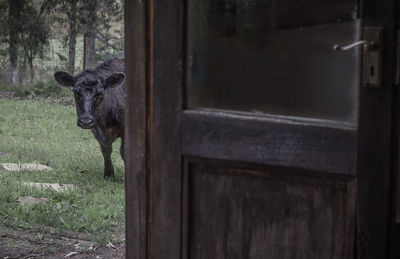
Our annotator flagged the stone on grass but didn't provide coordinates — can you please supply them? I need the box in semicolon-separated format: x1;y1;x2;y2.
0;152;10;157
1;163;52;172
23;182;75;192
17;196;49;205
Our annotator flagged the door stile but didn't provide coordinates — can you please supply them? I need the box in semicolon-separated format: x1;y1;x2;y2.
125;1;148;258
393;3;400;257
357;0;397;258
149;0;184;258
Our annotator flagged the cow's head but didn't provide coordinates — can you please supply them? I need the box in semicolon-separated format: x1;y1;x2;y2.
54;71;125;129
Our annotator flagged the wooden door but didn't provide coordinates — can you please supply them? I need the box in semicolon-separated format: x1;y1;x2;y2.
125;0;398;258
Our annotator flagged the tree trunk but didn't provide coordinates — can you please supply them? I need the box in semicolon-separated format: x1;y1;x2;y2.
20;54;27;84
83;25;96;69
67;0;78;74
8;0;25;84
29;57;34;82
83;1;98;70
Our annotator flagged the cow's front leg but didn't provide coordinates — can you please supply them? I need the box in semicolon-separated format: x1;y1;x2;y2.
120;137;125;162
100;143;114;179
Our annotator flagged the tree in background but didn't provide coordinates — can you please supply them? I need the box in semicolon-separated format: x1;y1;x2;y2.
47;0;78;74
0;1;9;70
19;2;50;82
8;0;25;84
48;0;123;71
0;0;123;85
0;0;51;84
82;0;98;69
67;0;78;74
81;0;123;69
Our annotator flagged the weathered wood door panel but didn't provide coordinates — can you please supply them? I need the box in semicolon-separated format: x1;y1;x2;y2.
125;0;398;258
183;161;356;259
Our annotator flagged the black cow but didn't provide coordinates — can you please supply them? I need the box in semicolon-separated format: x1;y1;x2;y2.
54;58;125;178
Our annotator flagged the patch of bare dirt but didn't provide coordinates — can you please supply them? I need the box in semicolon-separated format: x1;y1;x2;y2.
0;226;125;258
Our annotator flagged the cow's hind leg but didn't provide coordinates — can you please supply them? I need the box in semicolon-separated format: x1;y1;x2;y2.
100;143;114;179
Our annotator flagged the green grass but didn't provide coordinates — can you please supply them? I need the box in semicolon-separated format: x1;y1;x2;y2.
0;97;125;244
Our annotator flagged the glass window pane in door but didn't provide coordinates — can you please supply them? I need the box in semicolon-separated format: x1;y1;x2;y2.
186;0;360;124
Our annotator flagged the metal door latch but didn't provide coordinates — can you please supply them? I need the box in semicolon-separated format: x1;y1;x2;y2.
333;26;383;88
333;40;376;51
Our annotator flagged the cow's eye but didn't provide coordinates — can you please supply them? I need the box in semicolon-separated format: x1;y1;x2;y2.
96;93;103;103
74;91;82;100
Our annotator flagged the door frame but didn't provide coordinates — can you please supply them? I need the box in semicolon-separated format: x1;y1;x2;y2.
124;0;399;258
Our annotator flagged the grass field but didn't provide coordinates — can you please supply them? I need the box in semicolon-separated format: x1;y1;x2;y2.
0;96;125;245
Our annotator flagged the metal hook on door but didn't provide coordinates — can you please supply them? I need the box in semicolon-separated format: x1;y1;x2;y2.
333;40;376;51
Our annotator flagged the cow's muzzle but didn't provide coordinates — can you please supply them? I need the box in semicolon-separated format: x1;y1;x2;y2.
77;116;95;129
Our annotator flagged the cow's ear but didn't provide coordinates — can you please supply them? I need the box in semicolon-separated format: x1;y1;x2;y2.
54;71;75;87
104;73;125;89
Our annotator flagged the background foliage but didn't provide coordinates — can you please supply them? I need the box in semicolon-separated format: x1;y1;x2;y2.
0;0;123;96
